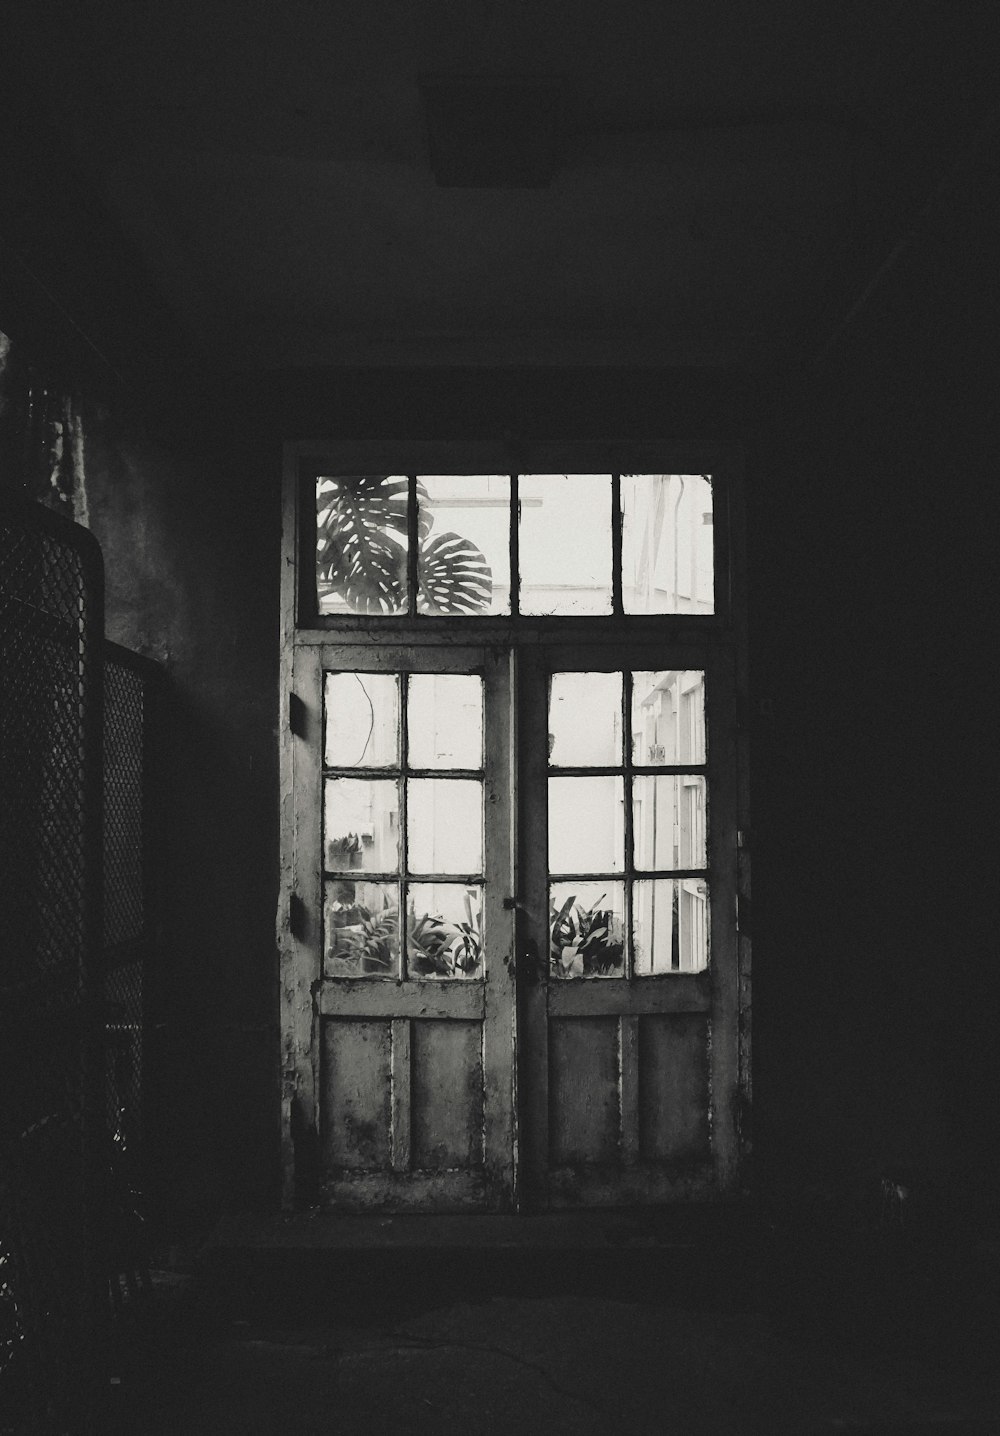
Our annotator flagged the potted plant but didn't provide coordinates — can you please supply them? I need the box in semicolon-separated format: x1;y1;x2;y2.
326;888;398;975
407;890;482;977
549;893;624;978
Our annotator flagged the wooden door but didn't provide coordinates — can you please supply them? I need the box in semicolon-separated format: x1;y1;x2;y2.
286;644;516;1212
518;644;741;1208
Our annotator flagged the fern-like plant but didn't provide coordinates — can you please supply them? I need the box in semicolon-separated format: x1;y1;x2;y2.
327;892;399;975
407;890;482;977
550;893;624;978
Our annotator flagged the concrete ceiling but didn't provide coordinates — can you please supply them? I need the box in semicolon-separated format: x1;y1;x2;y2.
10;1;998;371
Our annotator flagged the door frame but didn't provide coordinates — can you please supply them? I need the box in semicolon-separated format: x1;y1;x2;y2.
279;440;751;1211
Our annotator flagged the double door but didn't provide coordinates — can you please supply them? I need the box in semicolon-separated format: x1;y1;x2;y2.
282;640;741;1212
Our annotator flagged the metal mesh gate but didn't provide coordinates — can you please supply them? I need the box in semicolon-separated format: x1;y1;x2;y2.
1;499;162;1430
1;496;106;1431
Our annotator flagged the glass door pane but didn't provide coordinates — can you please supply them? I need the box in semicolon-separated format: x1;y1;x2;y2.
545;667;709;978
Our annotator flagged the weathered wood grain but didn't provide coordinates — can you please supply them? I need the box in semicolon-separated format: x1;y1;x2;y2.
638;1013;710;1161
411;1020;484;1170
548;1017;620;1166
321;1019;392;1172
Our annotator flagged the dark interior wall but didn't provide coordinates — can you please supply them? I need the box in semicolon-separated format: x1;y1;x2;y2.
3;99;995;1232
0;63;283;1220
82;414;281;1220
749;182;998;1214
0;353;283;1219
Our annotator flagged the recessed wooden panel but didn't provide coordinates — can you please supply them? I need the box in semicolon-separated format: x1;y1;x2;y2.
322;1019;392;1171
638;1013;710;1160
411;1020;484;1170
548;1017;620;1165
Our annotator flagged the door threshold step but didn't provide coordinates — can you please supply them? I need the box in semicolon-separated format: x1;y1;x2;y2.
205;1204;752;1253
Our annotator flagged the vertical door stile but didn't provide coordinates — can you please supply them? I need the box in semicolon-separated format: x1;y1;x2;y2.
517;647;550;1209
482;648;515;1207
619;1015;640;1165
391;1018;411;1172
508;645;520;1209
706;650;739;1188
289;645;323;1201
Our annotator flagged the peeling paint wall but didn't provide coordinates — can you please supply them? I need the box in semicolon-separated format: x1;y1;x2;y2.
747;197;998;1217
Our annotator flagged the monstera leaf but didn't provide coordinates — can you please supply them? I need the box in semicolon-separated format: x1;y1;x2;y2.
417;531;493;615
317;475;409;614
317;475;493;615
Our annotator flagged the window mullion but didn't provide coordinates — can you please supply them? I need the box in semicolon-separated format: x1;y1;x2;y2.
407;475;418;618
398;671;410;976
623;667;633;978
510;473;520;619
611;474;623;617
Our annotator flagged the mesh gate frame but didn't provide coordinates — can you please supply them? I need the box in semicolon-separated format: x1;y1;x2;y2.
103;639;162;1207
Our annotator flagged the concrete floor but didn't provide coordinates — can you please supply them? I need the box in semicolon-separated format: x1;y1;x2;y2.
107;1213;1000;1435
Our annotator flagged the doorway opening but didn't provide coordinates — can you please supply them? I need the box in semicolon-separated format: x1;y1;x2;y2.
279;445;749;1214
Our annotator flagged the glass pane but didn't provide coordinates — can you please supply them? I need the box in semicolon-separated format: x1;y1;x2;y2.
324;777;399;871
324;879;399;978
548;776;624;873
407;674;483;769
550;881;625;979
548;672;622;767
407;779;483;874
416;476;510;615
632;671;706;765
324;672;399;768
633;878;709;974
316;475;410;615
406;884;483;979
519;474;613;616
634;776;707;869
622;474;714;614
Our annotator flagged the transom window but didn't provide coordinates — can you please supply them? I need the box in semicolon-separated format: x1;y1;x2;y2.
310;472;714;619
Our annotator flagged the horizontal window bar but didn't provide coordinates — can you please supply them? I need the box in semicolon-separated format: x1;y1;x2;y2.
323;870;486;883
322;767;484;779
548;765;708;777
549;869;709;882
631;869;710;880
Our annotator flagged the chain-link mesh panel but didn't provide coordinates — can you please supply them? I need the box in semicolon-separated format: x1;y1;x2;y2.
104;657;145;952
103;652;149;1205
1;499;105;1433
105;959;144;1180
